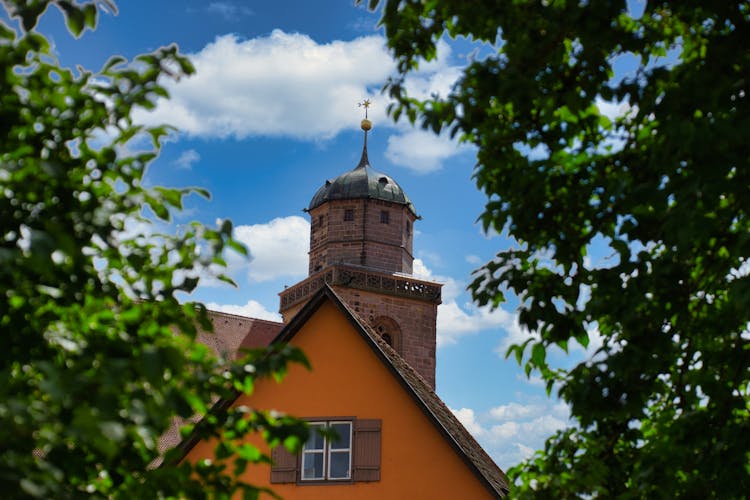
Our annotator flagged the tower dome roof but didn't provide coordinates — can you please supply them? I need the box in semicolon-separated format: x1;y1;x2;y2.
308;131;418;216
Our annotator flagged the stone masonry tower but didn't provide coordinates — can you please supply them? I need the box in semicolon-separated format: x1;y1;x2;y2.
279;104;442;388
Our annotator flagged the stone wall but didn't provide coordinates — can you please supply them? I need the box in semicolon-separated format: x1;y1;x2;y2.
308;199;415;275
332;285;437;389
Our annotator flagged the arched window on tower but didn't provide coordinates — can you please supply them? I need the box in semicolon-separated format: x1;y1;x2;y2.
372;316;401;353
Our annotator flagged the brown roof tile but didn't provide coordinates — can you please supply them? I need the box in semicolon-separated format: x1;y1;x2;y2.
153;311;282;465
197;310;283;359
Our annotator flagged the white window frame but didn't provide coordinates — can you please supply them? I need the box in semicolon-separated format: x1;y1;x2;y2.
301;422;326;480
301;421;352;481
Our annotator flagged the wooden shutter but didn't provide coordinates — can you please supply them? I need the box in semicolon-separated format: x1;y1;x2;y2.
270;445;297;483
353;419;381;482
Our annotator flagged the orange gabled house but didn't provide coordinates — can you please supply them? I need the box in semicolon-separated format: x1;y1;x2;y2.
170;116;508;497
180;285;509;498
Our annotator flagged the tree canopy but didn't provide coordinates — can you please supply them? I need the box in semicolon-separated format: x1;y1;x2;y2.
366;0;750;497
1;1;307;497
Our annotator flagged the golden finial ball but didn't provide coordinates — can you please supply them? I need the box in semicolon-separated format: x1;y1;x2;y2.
361;119;372;131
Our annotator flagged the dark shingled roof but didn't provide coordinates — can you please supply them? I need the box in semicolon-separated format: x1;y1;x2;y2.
170;286;509;497
308;141;418;216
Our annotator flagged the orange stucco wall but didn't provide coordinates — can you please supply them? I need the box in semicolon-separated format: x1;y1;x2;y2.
185;300;494;499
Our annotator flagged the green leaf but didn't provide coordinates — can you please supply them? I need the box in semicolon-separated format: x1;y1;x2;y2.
58;1;85;37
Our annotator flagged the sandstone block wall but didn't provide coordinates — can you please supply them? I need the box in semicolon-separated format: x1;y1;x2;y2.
332;285;437;389
308;199;415;275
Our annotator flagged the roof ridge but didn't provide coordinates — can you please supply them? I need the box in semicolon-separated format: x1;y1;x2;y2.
204;308;283;326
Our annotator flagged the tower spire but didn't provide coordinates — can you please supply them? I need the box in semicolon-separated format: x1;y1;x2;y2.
357;99;372;169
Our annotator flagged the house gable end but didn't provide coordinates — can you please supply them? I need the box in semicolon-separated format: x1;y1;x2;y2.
180;286;507;497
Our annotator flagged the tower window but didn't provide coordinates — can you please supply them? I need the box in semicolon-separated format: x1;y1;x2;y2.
374;316;401;353
344;209;354;221
405;220;411;235
318;215;324;226
380;210;389;224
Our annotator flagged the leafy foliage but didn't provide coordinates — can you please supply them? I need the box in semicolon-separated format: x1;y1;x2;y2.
1;1;308;497
365;0;750;497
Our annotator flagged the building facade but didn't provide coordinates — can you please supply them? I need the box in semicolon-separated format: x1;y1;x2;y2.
177;118;508;497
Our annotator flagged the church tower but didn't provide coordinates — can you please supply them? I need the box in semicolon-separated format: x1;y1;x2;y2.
279;104;442;388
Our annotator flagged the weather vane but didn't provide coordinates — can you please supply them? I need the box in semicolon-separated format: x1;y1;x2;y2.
359;99;371;119
359;99;373;133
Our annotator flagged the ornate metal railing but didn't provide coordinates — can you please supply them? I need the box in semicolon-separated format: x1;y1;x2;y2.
279;265;442;310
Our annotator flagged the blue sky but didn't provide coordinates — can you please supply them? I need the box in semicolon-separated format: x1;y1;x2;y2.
18;0;625;469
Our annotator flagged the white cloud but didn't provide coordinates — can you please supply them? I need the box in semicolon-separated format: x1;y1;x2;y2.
382;40;470;173
489;402;541;421
488;420;519;440
595;96;636;121
134;31;394;140
486;411;570;467
552;401;571;419
417;250;444;269
415;253;601;366
412;258;462;301
439;292;529;351
172;148;200;169
450;407;485;437
465;254;482;265
132;29;470;174
230;215;310;282
446;399;572;470
569;323;605;358
489;406;569;467
205;299;281;322
515;372;545;387
495;313;538;356
514;443;536;461
489;414;567;442
437;301;517;347
729;257;750;281
384;128;470;173
411;258;433;280
183;214;309;290
413;257;525;348
401;39;461;100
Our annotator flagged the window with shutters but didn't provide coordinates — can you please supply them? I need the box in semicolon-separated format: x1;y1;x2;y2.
302;421;351;480
271;418;381;484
